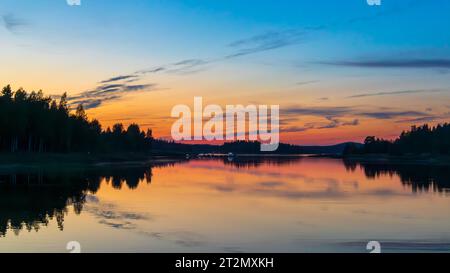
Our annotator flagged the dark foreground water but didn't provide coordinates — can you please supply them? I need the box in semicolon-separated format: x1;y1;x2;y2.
1;157;449;253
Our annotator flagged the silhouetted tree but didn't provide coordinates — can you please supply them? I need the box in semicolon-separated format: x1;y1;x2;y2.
345;123;450;156
0;85;153;154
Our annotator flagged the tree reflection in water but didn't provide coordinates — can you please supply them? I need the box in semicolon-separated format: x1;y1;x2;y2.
0;161;180;236
344;160;450;193
1;157;449;237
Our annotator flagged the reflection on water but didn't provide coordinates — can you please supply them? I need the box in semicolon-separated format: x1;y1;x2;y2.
0;161;174;236
344;160;450;193
0;157;449;253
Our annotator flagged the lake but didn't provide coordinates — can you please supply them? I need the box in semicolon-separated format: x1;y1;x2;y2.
1;157;450;253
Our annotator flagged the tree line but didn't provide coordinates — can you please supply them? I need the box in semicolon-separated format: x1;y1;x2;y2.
0;85;153;153
344;123;450;155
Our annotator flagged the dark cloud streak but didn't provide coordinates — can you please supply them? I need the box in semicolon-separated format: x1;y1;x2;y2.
347;89;444;98
100;75;138;84
321;59;450;69
68;83;157;109
280;105;433;133
358;110;430;120
226;29;306;59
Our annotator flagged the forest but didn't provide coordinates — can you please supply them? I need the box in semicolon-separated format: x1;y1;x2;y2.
344;123;450;156
0;85;153;154
3;84;448;157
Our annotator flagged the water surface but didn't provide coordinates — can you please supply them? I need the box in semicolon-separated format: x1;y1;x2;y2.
1;157;449;253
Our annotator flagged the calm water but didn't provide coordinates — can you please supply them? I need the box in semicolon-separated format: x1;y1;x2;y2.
1;157;450;253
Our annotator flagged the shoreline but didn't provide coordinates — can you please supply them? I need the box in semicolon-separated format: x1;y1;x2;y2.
1;152;450;168
340;154;450;166
0;152;186;170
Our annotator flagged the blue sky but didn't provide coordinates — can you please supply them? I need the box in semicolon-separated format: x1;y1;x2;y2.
1;0;450;144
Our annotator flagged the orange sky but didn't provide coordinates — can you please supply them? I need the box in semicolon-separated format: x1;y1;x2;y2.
1;1;450;145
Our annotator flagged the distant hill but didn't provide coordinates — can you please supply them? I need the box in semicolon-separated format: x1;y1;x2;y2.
152;139;363;155
294;142;363;155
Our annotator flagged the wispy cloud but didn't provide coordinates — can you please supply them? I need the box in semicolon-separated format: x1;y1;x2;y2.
69;83;158;109
394;116;438;124
100;75;139;84
314;118;359;129
226;29;306;59
138;58;212;76
1;13;27;33
297;80;320;86
282;117;359;133
347;89;444;98
282;106;354;117
280;105;434;133
281;126;310;133
168;59;211;74
83;58;210;108
283;105;432;120
79;58;211;109
358;110;430;120
134;30;307;75
320;59;450;69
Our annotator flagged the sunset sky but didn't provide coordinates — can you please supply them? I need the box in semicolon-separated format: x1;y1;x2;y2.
1;0;449;145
